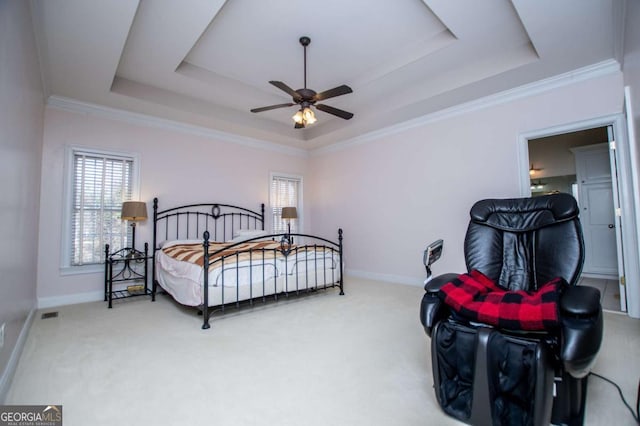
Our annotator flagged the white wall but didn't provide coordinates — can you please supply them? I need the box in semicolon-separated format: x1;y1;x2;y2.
0;0;45;401
623;0;640;127
36;108;309;305
622;1;640;210
309;72;624;285
621;0;640;319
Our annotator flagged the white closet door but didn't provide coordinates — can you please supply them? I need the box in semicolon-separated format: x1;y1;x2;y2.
580;182;618;276
572;144;618;277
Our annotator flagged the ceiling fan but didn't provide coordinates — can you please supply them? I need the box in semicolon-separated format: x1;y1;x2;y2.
250;36;354;129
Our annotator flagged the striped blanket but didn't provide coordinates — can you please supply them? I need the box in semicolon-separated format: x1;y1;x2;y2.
162;241;283;267
438;269;565;331
162;241;337;267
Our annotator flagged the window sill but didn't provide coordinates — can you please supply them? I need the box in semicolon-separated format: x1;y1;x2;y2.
60;264;103;276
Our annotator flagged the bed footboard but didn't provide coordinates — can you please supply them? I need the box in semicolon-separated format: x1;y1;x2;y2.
201;229;344;330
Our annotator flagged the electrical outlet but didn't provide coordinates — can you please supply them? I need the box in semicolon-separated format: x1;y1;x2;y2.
0;323;5;349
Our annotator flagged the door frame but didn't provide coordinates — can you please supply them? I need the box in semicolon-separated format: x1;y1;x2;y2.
517;114;640;318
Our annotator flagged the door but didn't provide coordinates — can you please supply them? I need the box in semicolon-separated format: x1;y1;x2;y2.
581;182;618;276
572;144;619;278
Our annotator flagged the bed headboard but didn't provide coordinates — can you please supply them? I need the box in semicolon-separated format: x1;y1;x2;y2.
152;198;265;249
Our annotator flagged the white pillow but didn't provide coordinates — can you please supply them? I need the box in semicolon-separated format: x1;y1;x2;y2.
161;239;205;248
229;229;267;243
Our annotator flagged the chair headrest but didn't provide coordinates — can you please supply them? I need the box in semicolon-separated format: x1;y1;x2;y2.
470;193;579;232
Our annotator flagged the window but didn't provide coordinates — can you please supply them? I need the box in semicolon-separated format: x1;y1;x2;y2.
270;173;302;234
63;147;139;269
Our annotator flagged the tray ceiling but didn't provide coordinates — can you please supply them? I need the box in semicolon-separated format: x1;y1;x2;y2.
32;0;622;150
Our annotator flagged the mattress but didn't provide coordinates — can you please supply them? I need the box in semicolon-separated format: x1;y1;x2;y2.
155;239;341;307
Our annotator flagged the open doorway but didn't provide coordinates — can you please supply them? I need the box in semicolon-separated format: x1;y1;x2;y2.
528;127;623;312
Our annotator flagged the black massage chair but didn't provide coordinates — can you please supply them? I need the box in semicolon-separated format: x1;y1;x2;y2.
420;194;603;425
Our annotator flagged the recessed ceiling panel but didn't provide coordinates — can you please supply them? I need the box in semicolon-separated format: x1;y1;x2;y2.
184;0;455;91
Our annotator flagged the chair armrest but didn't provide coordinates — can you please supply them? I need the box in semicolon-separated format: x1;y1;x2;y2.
559;285;603;378
560;285;600;317
424;273;459;292
421;273;458;337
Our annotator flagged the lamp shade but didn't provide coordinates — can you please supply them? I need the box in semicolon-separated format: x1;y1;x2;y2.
121;201;148;221
281;207;298;220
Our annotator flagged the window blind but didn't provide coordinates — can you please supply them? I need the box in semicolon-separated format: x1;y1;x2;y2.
71;152;133;265
271;175;300;233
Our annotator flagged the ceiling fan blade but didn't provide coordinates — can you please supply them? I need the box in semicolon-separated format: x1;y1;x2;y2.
250;103;295;113
315;104;354;120
269;81;302;102
294;121;305;129
313;85;353;102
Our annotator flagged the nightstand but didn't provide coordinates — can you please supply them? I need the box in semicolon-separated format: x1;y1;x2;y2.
104;242;152;308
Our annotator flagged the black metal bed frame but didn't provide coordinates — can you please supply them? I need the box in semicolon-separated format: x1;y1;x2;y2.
152;198;344;329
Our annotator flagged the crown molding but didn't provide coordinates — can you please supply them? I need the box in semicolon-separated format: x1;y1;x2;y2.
311;59;621;156
45;58;620;159
46;96;309;158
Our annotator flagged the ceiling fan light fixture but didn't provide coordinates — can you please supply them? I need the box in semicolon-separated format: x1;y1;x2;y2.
292;107;316;127
302;107;316;124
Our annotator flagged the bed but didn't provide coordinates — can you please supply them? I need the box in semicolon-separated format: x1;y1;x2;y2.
151;198;344;329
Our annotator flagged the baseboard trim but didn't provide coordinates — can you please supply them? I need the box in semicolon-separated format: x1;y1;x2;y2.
38;291;104;309
581;272;618;280
346;269;422;287
603;308;627;316
0;308;36;403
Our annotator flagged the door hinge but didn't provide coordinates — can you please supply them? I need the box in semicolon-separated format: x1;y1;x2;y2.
610;140;616;150
616;208;622;217
620;276;626;286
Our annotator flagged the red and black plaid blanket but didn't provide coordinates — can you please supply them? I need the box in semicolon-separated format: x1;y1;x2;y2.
438;270;565;331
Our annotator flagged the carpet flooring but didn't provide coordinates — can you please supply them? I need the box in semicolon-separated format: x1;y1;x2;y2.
5;277;640;425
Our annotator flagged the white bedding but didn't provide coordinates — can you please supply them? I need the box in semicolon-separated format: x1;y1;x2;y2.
155;239;340;307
